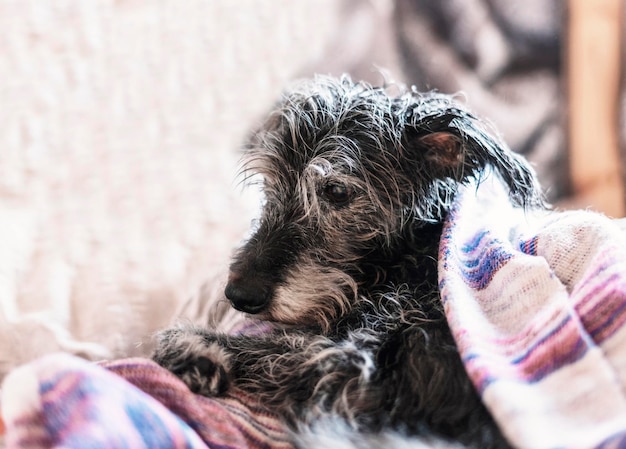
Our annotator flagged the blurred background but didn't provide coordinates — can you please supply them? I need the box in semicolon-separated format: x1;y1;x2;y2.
0;0;623;377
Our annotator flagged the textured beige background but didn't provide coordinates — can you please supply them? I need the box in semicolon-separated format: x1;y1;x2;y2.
0;0;344;375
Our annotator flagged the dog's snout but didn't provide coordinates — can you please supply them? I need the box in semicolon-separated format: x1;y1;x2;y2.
225;273;272;314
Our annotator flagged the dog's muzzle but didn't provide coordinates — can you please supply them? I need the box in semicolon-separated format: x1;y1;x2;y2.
224;272;272;314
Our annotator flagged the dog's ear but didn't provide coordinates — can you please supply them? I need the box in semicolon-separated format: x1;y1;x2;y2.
399;94;545;210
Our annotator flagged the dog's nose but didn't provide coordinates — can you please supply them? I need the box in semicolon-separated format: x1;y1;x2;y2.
224;274;272;314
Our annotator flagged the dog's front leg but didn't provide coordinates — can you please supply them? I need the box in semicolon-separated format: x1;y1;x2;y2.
152;325;236;396
152;325;380;425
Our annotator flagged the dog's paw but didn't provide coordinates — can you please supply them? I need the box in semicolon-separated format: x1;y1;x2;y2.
152;327;231;396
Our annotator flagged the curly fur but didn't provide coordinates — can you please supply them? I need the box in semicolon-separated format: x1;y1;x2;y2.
152;75;545;448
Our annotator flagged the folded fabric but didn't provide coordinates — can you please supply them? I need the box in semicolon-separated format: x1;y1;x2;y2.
440;176;626;448
1;353;291;449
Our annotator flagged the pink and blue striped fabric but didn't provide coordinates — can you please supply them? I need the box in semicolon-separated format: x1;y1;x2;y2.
1;354;292;449
440;178;626;448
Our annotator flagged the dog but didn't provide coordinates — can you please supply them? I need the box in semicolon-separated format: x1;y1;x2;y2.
152;75;544;448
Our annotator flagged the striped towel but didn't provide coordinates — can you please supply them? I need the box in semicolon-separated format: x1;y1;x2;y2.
3;175;626;449
440;176;626;448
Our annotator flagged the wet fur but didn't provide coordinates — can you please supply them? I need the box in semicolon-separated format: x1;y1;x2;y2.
153;75;544;448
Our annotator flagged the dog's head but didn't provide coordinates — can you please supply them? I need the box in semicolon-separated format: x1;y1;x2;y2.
225;75;544;329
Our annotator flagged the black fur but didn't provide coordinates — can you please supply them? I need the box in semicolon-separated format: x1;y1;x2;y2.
153;75;544;448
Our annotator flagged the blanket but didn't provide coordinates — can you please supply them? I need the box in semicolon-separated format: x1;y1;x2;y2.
2;176;626;449
440;178;626;448
1;354;292;449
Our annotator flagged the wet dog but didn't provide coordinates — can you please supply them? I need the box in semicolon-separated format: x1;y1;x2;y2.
153;75;544;448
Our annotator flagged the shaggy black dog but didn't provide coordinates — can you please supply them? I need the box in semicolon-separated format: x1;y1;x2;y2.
153;75;544;448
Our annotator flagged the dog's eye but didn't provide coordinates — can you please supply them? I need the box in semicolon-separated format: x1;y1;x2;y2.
322;182;352;205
